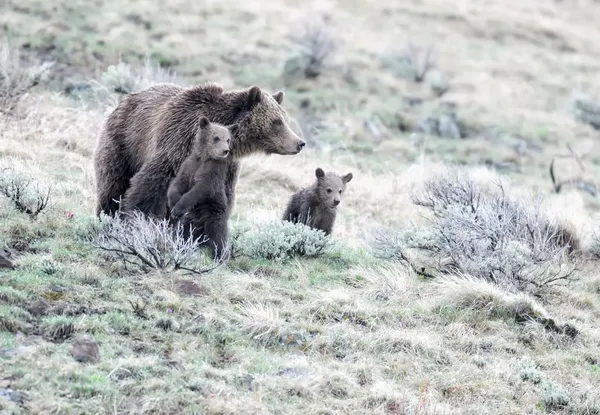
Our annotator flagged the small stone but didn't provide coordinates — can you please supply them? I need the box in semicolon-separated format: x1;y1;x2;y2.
0;251;14;269
71;335;100;363
0;388;23;404
174;279;203;297
28;299;50;317
438;114;461;139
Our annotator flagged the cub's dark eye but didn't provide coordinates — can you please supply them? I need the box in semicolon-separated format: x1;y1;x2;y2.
326;188;332;194
339;190;342;194
213;136;220;142
272;119;283;126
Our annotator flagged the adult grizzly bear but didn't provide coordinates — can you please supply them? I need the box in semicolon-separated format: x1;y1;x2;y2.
167;117;235;259
283;167;353;235
93;83;305;218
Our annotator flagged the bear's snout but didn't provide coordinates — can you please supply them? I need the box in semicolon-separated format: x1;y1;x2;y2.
222;149;230;157
297;140;306;151
333;199;340;206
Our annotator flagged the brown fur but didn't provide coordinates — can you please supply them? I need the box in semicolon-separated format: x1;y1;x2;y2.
93;83;305;217
167;117;235;259
282;167;353;235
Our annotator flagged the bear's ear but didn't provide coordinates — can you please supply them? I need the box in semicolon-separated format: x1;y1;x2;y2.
228;123;239;137
248;86;262;108
273;91;284;105
342;172;353;184
199;117;210;129
315;168;325;179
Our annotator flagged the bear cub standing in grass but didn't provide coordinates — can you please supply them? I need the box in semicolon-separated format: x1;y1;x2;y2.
167;117;237;259
283;167;353;235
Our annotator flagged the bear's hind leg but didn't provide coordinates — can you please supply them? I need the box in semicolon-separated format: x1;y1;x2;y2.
120;156;174;218
93;139;133;217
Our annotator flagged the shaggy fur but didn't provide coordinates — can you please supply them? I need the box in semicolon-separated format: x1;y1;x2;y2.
167;117;235;259
93;83;305;217
283;167;353;235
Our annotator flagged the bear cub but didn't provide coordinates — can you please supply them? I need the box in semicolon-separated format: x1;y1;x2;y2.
167;117;237;259
283;167;353;235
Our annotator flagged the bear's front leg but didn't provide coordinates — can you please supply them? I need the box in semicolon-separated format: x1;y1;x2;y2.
121;156;175;218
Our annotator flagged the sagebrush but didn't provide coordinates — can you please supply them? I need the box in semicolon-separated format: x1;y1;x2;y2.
91;211;224;274
372;167;580;294
238;220;331;262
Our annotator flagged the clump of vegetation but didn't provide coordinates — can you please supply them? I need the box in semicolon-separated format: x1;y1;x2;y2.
99;59;179;95
91;211;224;274
283;14;337;79
238;220;331;262
540;380;570;411
519;357;543;384
383;41;435;83
372;167;579;294
0;39;53;113
70;59;180;108
573;94;600;130
0;158;52;219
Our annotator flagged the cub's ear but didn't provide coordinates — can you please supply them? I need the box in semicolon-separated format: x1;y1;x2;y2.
248;86;262;108
342;173;353;184
199;117;210;129
315;168;325;179
273;91;284;105
228;123;239;136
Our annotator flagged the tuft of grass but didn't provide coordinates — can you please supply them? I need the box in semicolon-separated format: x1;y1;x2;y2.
41;315;77;342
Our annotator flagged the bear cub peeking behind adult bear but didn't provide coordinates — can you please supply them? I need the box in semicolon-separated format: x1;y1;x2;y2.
167;117;236;259
283;167;353;235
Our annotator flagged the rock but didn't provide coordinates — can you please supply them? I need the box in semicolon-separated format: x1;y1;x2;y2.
438;114;461;139
27;299;50;317
71;335;100;363
0;251;14;269
0;388;23;404
174;279;203;297
416;117;439;136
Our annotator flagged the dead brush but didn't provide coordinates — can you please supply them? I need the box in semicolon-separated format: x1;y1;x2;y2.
0;39;53;114
91;211;228;274
0;159;52;219
285;14;337;79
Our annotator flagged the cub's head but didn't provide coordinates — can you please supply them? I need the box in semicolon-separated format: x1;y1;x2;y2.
195;117;238;160
234;86;305;156
314;167;353;209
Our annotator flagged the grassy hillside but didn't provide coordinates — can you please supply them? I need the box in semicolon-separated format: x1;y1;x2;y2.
1;0;600;414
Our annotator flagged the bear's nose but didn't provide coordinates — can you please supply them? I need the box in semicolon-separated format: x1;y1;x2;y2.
298;141;306;151
223;150;230;156
333;200;340;206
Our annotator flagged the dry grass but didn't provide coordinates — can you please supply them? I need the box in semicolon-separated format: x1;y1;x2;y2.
0;0;600;414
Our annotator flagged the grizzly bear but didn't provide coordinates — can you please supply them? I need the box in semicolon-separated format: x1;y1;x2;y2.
167;117;235;259
282;167;353;235
93;83;305;218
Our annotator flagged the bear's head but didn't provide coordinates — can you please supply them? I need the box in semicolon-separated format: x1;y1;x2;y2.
195;117;237;161
233;86;305;157
314;167;353;209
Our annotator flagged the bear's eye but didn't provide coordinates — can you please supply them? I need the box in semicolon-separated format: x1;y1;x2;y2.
339;189;342;194
272;119;283;126
326;188;332;194
213;136;220;142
